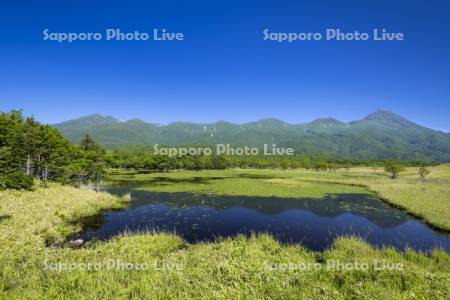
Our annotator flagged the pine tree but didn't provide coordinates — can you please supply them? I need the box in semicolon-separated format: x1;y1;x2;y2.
0;111;107;191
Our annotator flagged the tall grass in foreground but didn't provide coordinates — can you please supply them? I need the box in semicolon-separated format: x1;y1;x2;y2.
0;183;449;299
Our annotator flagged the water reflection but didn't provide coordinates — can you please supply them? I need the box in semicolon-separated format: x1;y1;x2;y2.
76;187;450;252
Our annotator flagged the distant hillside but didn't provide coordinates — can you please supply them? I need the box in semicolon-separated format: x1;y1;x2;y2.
53;111;450;162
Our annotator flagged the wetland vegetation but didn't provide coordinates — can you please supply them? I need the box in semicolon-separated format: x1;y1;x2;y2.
1;111;450;299
1;167;450;299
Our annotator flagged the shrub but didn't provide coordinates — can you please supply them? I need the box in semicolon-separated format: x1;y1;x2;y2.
384;162;405;179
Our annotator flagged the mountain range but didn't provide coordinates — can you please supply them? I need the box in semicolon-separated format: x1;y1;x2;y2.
53;111;450;162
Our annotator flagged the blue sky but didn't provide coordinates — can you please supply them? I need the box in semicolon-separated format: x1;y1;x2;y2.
1;0;449;131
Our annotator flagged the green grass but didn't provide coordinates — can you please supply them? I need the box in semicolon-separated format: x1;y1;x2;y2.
110;169;369;198
1;169;449;299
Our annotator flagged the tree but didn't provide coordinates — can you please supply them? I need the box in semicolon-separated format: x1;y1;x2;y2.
210;155;228;170
79;134;106;191
80;134;105;154
0;111;34;189
0;147;33;190
384;162;405;179
0;111;108;191
418;167;430;181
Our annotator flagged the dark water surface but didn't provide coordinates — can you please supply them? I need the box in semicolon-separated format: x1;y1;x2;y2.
76;185;450;252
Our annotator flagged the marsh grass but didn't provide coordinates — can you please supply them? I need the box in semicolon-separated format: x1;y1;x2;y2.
110;166;450;231
113;170;369;199
0;170;449;299
295;166;450;231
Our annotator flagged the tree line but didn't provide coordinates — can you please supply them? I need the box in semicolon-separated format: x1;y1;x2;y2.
0;111;106;190
106;148;348;171
105;146;431;172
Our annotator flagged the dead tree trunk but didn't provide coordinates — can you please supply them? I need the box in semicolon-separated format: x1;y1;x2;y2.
26;155;31;175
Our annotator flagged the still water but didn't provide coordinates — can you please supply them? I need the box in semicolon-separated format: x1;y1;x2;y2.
76;185;450;252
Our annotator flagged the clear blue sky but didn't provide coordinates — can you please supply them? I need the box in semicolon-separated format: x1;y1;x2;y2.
1;0;449;131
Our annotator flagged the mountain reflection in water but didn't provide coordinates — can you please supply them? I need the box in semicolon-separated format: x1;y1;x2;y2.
76;188;450;252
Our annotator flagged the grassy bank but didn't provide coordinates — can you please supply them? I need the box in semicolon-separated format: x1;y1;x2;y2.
1;182;449;299
285;165;450;231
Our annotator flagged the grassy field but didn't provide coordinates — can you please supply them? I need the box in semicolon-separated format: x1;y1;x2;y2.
1;167;449;299
110;169;369;198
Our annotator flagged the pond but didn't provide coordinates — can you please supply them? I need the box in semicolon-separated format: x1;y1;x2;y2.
75;185;450;252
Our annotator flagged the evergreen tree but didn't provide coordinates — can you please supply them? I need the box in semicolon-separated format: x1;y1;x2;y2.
79;134;106;191
0;111;34;189
0;111;108;191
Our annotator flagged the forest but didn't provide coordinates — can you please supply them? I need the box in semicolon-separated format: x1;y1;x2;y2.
105;145;430;172
0;111;105;190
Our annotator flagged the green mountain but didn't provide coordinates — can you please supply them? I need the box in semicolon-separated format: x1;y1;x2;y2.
53;111;450;162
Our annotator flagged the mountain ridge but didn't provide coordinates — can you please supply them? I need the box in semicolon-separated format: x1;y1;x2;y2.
58;111;397;126
56;110;439;130
53;111;450;162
